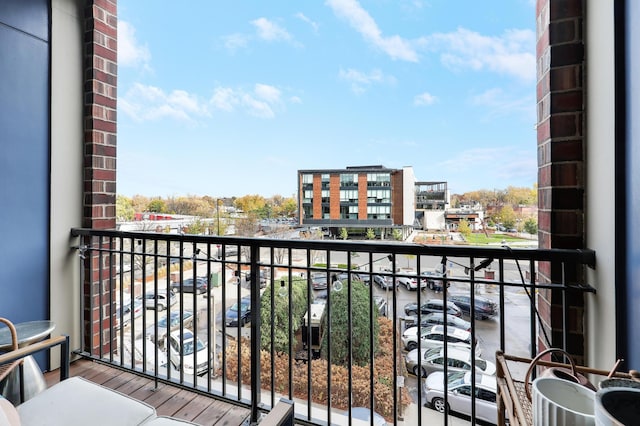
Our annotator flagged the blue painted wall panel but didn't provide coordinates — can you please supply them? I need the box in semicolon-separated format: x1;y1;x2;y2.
626;0;640;371
0;3;50;324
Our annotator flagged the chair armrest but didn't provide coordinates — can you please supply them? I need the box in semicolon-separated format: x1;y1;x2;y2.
260;398;294;426
0;335;70;381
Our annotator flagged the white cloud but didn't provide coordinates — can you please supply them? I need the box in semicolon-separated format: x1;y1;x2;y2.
339;68;395;93
470;88;535;121
421;27;536;82
438;147;536;182
326;0;419;62
289;96;303;104
222;33;250;51
210;84;292;118
414;92;437;106
251;17;293;42
295;12;319;33
118;21;151;69
120;83;209;122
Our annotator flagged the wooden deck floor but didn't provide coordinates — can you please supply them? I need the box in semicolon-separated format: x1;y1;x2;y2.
44;358;251;426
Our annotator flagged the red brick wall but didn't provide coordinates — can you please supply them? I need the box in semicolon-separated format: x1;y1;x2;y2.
390;171;403;225
330;174;340;220
83;0;118;356
536;0;586;362
313;174;322;219
358;173;368;219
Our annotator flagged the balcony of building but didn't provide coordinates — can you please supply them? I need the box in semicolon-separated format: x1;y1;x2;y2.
2;228;599;426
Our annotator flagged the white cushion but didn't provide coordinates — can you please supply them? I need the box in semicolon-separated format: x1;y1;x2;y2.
17;377;156;426
0;395;21;426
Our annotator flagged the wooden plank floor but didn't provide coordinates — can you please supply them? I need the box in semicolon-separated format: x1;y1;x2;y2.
43;358;250;426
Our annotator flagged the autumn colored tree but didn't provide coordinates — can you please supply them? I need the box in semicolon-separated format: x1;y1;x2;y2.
497;205;517;229
116;195;135;221
458;218;472;237
234;194;266;214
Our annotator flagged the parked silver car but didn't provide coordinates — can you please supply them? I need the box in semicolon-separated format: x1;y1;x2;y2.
405;346;496;378
423;371;498;425
401;325;481;356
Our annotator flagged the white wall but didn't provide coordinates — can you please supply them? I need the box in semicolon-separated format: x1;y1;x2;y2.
402;166;416;226
585;0;617;370
50;0;84;365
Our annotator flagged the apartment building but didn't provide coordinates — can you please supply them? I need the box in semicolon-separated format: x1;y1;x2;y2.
298;165;416;238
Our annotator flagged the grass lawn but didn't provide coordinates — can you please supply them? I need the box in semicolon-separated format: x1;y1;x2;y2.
463;233;527;245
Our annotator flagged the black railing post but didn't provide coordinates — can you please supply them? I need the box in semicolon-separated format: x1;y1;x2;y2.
249;243;261;424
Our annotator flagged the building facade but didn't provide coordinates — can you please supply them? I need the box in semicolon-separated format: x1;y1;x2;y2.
298;165;416;238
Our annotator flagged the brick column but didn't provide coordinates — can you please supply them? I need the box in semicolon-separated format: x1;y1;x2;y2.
83;0;117;356
536;0;587;363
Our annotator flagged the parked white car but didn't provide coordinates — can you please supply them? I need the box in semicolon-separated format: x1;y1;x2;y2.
423;371;498;425
167;329;211;376
401;325;481;357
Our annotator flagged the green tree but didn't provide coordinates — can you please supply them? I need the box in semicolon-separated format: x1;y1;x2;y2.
339;227;348;240
524;217;538;234
321;282;380;367
184;218;206;235
147;198;167;213
365;228;375;240
458;219;472;237
116;195;135;221
260;277;310;353
392;229;402;241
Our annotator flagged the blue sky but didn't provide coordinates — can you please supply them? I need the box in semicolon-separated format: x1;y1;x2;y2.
117;0;537;199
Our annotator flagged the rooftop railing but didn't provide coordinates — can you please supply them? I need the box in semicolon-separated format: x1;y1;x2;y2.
71;228;595;425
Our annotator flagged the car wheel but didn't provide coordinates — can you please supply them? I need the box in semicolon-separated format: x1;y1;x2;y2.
431;397;448;413
158;304;165;312
406;310;417;316
406;341;418;351
413;366;427;377
404;282;411;291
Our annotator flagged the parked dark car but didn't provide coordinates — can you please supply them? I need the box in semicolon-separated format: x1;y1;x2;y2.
420;270;449;292
333;272;362;283
170;277;208;294
146;310;194;346
362;274;395;290
245;269;268;288
404;299;462;317
216;244;238;259
449;294;499;320
311;273;329;290
225;296;251;327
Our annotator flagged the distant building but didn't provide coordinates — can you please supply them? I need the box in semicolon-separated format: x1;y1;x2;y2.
414;181;450;231
297;165;417;239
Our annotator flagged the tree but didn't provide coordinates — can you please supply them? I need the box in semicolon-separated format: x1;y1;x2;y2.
524;217;538;234
497;205;517;229
234;194;266;214
392;229;402;241
365;228;375;240
339;228;348;240
321;282;380;367
458;219;472;237
184;218;206;235
116;195;135;221
260;277;310;353
147;198;167;213
277;197;297;217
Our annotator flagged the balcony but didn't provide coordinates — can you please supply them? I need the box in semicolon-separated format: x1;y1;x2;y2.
56;228;596;425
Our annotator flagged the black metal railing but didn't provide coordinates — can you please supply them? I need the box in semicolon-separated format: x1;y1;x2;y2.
70;228;595;425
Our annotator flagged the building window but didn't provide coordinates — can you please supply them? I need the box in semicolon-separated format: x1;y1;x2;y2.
367;189;391;203
322;205;330;219
367;205;391;220
340;173;358;187
367;173;390;187
340;205;358;219
321;174;330;189
303;190;313;203
340;190;358;202
302;174;313;184
303;205;313;219
321;190;330;203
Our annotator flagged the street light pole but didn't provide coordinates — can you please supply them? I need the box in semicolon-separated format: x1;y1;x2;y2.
216;199;221;236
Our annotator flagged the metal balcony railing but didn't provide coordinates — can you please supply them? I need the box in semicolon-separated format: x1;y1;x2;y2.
71;228;595;425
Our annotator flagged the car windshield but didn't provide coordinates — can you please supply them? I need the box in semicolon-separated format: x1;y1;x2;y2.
230;300;249;312
182;338;205;355
447;371;467;386
476;359;487;370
